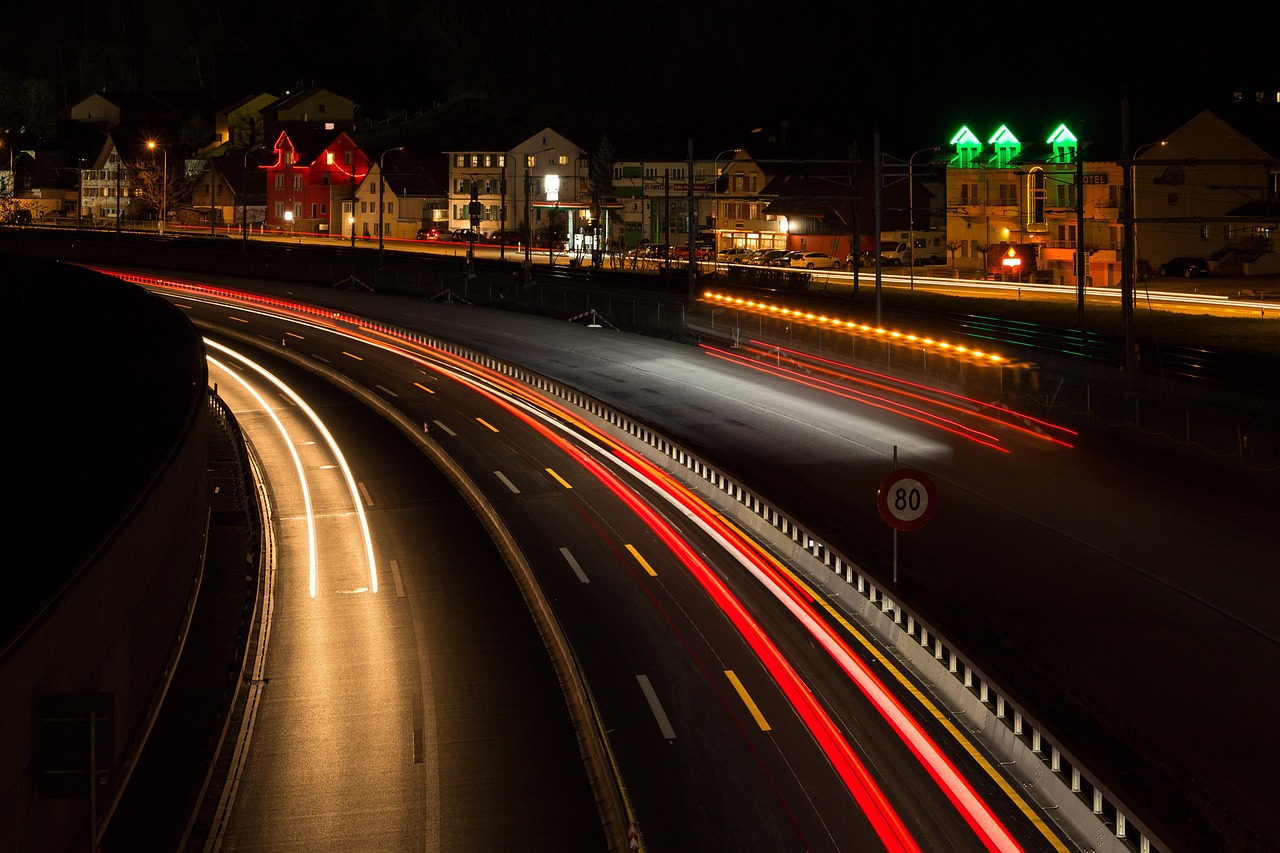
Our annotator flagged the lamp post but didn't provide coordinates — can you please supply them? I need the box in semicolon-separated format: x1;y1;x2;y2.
147;141;167;235
284;209;293;239
241;142;262;252
908;146;940;291
1122;129;1167;390
378;146;404;264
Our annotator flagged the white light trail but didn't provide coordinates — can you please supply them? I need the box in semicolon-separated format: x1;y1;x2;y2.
205;338;379;595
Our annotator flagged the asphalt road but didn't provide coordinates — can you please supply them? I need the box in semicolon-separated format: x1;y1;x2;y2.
179;274;1278;852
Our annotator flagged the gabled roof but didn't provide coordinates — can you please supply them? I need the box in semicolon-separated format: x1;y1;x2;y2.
268;128;349;167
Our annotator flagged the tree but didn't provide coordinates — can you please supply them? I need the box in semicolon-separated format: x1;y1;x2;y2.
589;135;615;267
126;152;196;223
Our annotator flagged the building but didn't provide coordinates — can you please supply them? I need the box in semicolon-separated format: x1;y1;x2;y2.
261;129;369;235
351;153;447;242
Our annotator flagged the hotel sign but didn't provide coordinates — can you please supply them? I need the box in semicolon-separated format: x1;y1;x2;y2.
1082;174;1111;185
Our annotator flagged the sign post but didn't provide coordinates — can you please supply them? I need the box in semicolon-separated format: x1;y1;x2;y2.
876;449;937;584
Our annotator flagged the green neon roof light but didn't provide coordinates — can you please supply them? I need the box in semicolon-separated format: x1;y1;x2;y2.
951;126;981;146
1047;124;1077;145
988;125;1020;145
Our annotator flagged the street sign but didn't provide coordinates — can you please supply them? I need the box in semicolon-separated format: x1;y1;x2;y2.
877;468;937;532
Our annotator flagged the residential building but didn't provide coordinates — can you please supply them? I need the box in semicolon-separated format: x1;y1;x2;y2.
351;154;447;241
81;135;134;225
1132;110;1277;275
261;129;369;235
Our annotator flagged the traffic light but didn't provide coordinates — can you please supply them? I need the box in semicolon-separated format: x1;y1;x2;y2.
469;184;480;227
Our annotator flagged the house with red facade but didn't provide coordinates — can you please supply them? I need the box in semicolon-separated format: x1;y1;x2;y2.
262;129;370;235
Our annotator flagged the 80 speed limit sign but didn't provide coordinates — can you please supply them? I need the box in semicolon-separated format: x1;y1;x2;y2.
876;468;938;531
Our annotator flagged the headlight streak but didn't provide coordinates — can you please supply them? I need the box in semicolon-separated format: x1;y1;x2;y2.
207;353;319;598
702;346;1011;452
204;338;380;595
149;274;1042;849
711;341;1077;449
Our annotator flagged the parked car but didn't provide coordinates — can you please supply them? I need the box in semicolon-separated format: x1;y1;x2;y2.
1158;256;1210;278
716;246;753;264
488;229;524;245
789;251;842;270
750;248;790;266
451;228;484;243
1;208;33;226
672;243;713;260
768;251;802;267
415;226;441;240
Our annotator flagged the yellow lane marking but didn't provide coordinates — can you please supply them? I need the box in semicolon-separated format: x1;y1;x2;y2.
767;555;1071;851
625;543;658;577
476;417;499;432
725;670;771;731
342;351;363;361
413;382;435;394
546;468;572;489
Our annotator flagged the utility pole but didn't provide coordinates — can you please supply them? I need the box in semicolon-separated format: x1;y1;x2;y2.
686;139;696;297
1075;138;1086;326
1121;99;1136;391
873;129;883;325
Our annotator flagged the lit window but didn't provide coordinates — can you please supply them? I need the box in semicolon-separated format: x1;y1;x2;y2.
326;152;334;165
557;155;567;166
470;154;479;167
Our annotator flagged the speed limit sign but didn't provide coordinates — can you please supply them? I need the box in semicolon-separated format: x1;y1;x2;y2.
877;468;937;532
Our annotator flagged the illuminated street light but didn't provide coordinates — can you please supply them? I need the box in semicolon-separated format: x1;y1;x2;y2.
284;208;293;240
146;140;167;235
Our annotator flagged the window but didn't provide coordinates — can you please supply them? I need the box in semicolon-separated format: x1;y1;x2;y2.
498;155;505;168
275;174;284;189
484;154;492;167
361;201;367;213
326;152;334;165
320;204;326;214
526;155;536;168
293;174;303;190
274;201;283;219
456;154;465;167
345;151;353;165
557;155;568;166
470;154;479;167
959;182;978;204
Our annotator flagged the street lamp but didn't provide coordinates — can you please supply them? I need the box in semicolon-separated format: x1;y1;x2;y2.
908;146;940;291
146;140;167;235
378;146;405;264
284;208;293;239
1121;135;1167;389
240;142;262;252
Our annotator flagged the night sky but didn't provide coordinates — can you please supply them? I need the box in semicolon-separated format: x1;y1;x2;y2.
3;1;1274;157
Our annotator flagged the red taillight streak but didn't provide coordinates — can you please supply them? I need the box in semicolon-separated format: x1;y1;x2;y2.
144;275;1017;850
599;445;1023;852
404;360;923;850
703;348;1011;452
731;343;1076;450
744;340;1077;441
